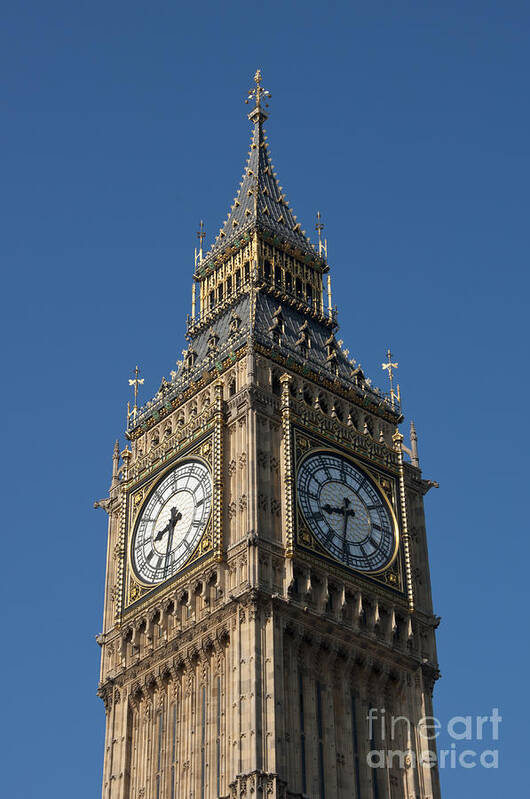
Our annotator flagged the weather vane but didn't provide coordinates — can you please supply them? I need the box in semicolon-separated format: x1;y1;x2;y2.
245;69;271;114
382;349;401;409
127;365;144;424
315;211;328;259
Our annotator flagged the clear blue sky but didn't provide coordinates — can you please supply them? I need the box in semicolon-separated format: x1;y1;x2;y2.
1;2;527;796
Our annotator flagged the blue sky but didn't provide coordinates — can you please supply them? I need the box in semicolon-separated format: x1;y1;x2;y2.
1;1;528;796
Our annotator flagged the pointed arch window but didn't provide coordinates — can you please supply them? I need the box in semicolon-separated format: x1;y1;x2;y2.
369;696;380;799
271;373;282;396
350;693;362;799
299;670;307;795
170;699;179;799
154;699;165;799
296;277;303;298
185;349;197;370
200;684;206;799
216;675;222;797
316;681;325;798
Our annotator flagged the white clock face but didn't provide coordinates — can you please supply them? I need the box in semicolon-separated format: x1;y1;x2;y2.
297;451;397;573
132;459;212;585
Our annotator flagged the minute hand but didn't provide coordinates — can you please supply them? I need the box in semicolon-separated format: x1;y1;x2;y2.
164;523;174;576
322;497;355;557
153;506;182;575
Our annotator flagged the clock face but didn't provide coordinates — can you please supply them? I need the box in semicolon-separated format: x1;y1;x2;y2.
132;459;212;585
297;451;397;573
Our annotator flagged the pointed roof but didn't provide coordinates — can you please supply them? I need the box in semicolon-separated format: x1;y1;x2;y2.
203;71;318;264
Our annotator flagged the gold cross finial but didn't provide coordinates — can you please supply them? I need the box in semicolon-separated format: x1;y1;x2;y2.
127;365;144;424
245;69;271;116
315;211;327;258
382;349;400;409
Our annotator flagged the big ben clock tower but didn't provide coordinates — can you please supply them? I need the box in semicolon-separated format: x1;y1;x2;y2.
96;71;442;799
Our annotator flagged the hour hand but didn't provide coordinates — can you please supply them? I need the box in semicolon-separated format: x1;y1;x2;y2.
322;502;342;515
154;522;170;542
323;502;346;516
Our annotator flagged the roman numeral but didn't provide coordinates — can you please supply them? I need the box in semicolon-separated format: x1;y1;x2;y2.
324;530;336;546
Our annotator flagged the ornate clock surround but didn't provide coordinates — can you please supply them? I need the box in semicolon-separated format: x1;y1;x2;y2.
292;425;406;595
122;431;220;613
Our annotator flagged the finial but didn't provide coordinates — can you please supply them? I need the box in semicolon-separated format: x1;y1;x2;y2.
382;349;401;409
410;421;419;467
245;69;271;121
111;439;120;486
315;211;327;258
195;220;206;269
127;365;144;425
197;220;205;258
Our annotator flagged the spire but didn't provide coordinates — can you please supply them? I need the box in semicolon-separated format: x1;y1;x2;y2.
203;70;317;264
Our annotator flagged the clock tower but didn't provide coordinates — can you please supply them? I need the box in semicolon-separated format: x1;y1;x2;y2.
96;71;442;799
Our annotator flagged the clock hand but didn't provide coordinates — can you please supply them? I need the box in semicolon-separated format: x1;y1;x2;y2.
322;497;355;557
340;497;355;557
154;505;182;542
163;506;182;576
154;519;171;542
322;497;356;519
164;525;174;576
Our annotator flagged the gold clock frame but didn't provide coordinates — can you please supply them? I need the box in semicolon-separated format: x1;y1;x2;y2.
291;426;406;594
128;453;214;590
295;446;400;576
120;428;222;614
